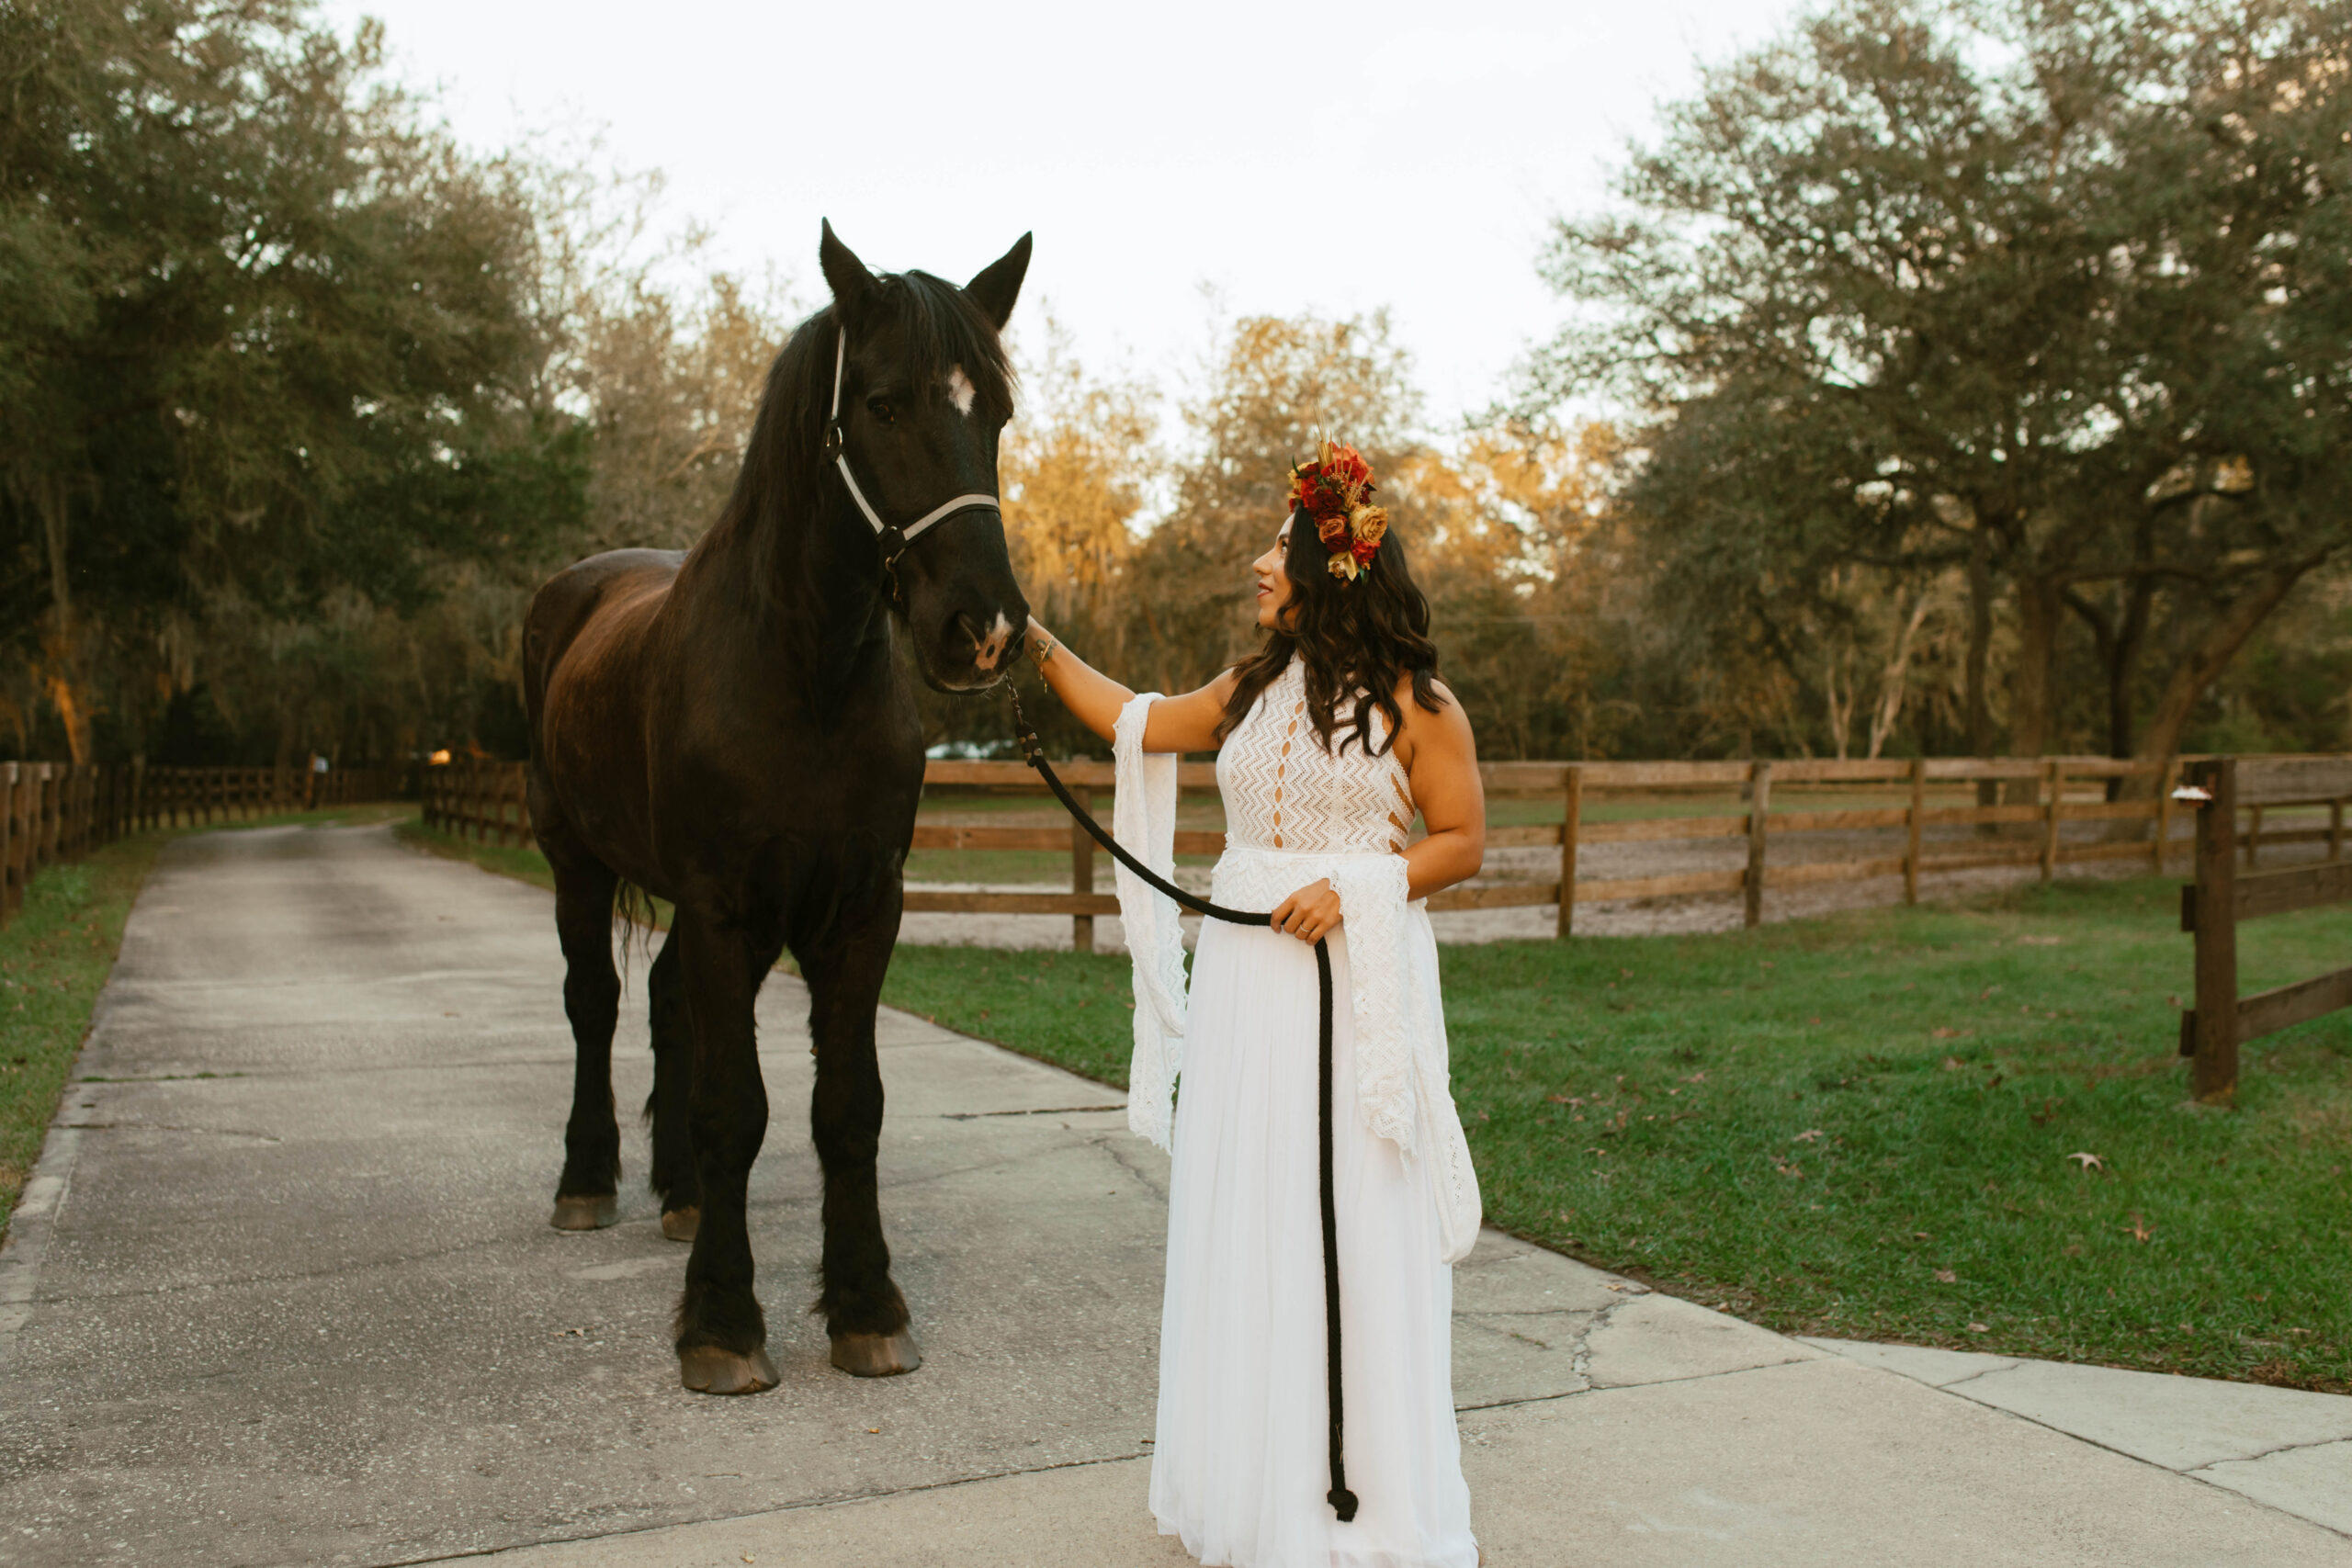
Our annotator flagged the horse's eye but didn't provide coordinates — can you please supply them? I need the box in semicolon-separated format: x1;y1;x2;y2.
866;396;896;426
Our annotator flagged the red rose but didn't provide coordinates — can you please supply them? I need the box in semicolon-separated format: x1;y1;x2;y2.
1351;537;1378;565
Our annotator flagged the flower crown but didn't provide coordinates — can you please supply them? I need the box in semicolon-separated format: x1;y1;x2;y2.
1286;439;1388;581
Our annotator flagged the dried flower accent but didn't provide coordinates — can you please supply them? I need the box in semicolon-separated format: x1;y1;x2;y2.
1285;439;1387;582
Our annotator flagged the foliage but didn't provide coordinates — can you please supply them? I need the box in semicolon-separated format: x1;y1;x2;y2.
1532;0;2352;766
0;0;582;766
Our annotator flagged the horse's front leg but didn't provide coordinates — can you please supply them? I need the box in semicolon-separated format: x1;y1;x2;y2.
802;891;920;1377
673;913;785;1394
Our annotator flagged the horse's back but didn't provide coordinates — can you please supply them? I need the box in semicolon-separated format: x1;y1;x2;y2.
523;549;685;723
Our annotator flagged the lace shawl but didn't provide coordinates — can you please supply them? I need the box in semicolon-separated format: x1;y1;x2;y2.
1113;694;1188;1153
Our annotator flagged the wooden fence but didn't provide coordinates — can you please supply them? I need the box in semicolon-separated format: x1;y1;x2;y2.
0;760;398;931
2177;755;2352;1101
421;761;534;848
915;754;2230;950
426;752;2352;952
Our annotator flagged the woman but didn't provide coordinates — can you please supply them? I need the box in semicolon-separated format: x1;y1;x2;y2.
1025;441;1486;1568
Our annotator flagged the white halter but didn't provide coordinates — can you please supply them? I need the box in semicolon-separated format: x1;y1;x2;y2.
824;327;1001;568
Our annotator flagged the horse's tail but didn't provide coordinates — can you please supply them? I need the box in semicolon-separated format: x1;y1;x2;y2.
611;878;660;978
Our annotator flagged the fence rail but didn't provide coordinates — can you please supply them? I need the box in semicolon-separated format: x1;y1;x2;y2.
0;761;398;931
423;751;2352;952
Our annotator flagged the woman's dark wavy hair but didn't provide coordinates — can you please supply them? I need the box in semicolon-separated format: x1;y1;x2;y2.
1217;508;1444;756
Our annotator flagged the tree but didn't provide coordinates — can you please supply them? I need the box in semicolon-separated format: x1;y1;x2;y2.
1532;0;2352;769
0;0;576;763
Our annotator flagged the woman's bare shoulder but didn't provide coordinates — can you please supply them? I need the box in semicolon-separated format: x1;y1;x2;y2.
1391;672;1473;764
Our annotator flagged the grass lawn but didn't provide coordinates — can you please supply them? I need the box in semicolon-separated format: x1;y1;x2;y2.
882;876;2352;1393
0;801;415;1242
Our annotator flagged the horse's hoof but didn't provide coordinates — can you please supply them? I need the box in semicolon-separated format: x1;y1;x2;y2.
679;1343;778;1395
549;1194;618;1230
830;1329;922;1378
661;1206;700;1243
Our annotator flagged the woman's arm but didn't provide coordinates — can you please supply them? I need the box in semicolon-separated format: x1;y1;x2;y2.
1025;618;1234;753
1396;679;1484;902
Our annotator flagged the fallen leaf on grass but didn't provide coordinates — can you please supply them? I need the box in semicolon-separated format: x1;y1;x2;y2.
1934;1269;1957;1283
1933;1027;1972;1041
1968;1322;1991;1334
2017;935;2062;946
2066;1151;2104;1172
1792;1128;1826;1143
1546;1094;1585;1106
1771;1158;1804;1178
1941;1055;1967;1070
2123;1213;2154;1243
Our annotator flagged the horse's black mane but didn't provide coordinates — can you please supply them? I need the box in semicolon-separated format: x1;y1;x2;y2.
706;270;1015;584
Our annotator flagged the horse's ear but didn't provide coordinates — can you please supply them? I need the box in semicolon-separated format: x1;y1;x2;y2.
820;219;880;322
965;232;1033;332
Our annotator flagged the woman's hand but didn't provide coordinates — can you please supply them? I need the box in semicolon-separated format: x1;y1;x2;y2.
1269;878;1342;944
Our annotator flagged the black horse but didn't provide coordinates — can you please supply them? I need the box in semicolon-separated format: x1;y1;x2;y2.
522;223;1032;1393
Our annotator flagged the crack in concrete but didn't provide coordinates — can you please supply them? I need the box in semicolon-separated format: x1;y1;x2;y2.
53;1121;283;1143
1908;1384;2352;1543
2188;1432;2352;1471
370;1447;1158;1568
938;1104;1125;1121
1932;1359;2021;1391
1089;1134;1169;1204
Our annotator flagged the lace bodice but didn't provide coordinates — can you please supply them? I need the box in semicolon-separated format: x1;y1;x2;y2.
1217;660;1413;857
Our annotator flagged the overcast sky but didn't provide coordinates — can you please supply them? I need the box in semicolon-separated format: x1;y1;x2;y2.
324;0;1804;426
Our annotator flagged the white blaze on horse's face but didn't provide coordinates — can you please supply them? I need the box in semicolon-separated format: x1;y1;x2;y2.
970;611;1014;671
945;366;977;417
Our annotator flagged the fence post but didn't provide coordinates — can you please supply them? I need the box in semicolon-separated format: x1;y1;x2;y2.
1070;784;1095;953
1744;761;1772;929
2153;758;2176;873
2040;759;2062;882
1904;757;1926;905
34;763;52;873
1556;764;1582;939
2188;757;2239;1102
7;764;22;917
0;764;13;930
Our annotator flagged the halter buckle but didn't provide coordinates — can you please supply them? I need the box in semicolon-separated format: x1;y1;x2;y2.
822;419;844;461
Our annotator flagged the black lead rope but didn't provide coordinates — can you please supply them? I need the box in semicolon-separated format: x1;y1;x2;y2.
1008;688;1359;1524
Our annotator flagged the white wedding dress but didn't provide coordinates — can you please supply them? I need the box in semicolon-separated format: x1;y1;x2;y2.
1110;660;1480;1568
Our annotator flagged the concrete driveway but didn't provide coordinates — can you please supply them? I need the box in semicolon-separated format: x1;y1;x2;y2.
0;824;2344;1566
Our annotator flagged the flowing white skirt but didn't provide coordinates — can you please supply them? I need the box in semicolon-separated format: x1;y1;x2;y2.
1150;906;1477;1568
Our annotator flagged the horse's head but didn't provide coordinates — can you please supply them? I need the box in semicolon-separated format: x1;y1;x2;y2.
820;221;1033;693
